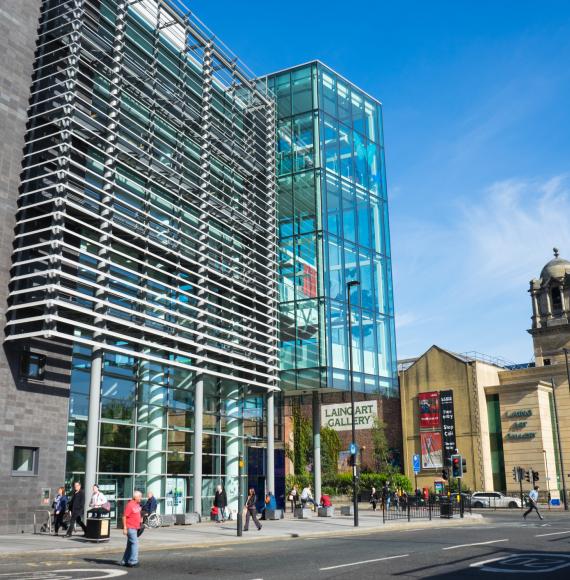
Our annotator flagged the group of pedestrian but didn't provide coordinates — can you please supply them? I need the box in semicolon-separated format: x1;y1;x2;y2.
52;482;108;537
286;484;332;512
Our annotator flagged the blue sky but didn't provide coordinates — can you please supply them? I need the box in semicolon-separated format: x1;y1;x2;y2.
190;0;570;363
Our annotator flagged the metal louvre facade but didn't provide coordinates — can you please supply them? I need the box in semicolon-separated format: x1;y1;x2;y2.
4;0;279;516
7;0;278;389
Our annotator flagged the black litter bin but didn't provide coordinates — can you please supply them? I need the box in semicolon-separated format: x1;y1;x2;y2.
85;512;111;541
440;500;453;519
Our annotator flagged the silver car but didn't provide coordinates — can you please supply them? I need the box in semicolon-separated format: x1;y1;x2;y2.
470;491;522;509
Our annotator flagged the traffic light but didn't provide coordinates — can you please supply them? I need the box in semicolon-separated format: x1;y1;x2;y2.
525;470;530;482
532;471;539;483
512;467;517;481
462;458;467;474
451;454;462;478
442;468;449;481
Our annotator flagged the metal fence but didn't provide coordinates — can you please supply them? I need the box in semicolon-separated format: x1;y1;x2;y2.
382;497;468;523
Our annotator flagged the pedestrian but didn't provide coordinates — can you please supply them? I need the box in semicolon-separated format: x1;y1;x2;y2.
287;484;299;513
243;488;262;531
369;486;379;511
65;482;87;537
523;485;543;520
300;484;318;509
52;487;68;536
88;484;109;516
214;484;227;522
120;490;143;568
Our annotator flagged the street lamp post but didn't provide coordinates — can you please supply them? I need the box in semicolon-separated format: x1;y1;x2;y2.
347;279;360;527
550;378;568;511
560;348;570;396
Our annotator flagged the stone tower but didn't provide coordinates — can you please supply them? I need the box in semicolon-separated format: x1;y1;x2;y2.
528;248;570;366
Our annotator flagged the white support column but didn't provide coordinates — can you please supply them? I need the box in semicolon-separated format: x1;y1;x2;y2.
313;391;322;502
225;390;241;513
84;348;102;515
192;377;204;515
266;391;275;495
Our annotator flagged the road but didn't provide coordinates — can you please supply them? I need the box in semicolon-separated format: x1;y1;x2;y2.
1;511;570;579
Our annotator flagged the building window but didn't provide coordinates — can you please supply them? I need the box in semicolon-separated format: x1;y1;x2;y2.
12;446;39;476
20;352;46;380
552;287;562;312
544;358;551;366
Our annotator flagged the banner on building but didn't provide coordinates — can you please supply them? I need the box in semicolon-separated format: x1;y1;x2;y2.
321;400;378;432
420;431;443;469
418;392;440;429
440;389;456;465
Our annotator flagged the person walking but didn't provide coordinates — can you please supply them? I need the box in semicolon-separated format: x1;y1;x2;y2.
243;488;262;531
214;484;228;522
65;482;87;537
369;486;379;511
523;485;543;520
52;487;68;536
120;491;143;568
288;484;299;513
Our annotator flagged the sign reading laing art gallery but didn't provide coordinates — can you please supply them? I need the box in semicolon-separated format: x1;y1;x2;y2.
321;401;378;431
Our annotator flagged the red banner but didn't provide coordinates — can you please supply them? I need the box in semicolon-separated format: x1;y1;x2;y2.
418;391;440;429
420;431;443;469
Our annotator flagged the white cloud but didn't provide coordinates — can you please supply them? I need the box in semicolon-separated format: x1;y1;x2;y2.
391;174;570;361
461;174;570;297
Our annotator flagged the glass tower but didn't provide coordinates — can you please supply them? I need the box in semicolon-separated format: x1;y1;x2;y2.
5;0;278;517
266;62;397;395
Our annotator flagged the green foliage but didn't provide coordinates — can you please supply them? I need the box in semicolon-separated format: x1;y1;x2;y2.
370;418;390;472
285;473;312;492
285;404;313;475
320;471;413;495
321;427;341;477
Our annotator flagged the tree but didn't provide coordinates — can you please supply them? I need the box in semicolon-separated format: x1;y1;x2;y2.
371;418;390;472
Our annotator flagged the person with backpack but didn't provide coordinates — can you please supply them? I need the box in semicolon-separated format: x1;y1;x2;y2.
243;488;262;531
523;485;544;520
52;487;68;535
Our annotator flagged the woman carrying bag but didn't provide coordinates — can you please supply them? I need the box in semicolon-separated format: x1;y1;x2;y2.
243;488;262;531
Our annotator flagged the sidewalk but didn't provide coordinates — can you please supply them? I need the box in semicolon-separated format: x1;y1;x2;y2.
0;509;484;560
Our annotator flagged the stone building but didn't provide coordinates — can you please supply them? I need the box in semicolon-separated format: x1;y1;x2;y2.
400;249;570;502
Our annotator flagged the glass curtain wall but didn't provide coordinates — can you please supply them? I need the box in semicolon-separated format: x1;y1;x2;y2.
268;62;397;395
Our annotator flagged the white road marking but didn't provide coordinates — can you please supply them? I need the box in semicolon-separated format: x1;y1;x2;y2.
535;530;570;537
469;556;507;567
0;570;127;579
319;554;409;571
471;553;570;573
443;539;509;550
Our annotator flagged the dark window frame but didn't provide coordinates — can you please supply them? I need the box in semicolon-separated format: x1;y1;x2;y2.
20;351;46;380
12;446;40;477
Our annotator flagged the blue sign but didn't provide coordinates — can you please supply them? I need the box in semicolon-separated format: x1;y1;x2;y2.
413;454;421;474
350;443;357;455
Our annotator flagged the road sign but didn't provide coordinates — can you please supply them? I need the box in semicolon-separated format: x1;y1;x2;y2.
350;443;357;455
413;454;420;474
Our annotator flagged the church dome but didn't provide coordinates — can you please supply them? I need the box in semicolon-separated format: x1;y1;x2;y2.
540;248;570;282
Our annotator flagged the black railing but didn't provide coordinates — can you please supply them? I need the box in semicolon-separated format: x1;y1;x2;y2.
381;496;468;523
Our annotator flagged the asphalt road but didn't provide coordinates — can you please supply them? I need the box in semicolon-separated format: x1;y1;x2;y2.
2;511;570;579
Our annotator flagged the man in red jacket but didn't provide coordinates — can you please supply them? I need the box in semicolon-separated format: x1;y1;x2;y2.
120;491;143;568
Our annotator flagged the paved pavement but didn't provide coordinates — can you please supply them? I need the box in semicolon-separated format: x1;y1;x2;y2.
0;506;482;559
2;510;570;579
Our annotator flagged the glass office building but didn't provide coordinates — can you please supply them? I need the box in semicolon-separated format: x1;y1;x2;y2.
266;62;397;395
5;0;278;517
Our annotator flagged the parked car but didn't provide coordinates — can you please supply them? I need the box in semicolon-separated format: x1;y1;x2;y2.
470;491;521;509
